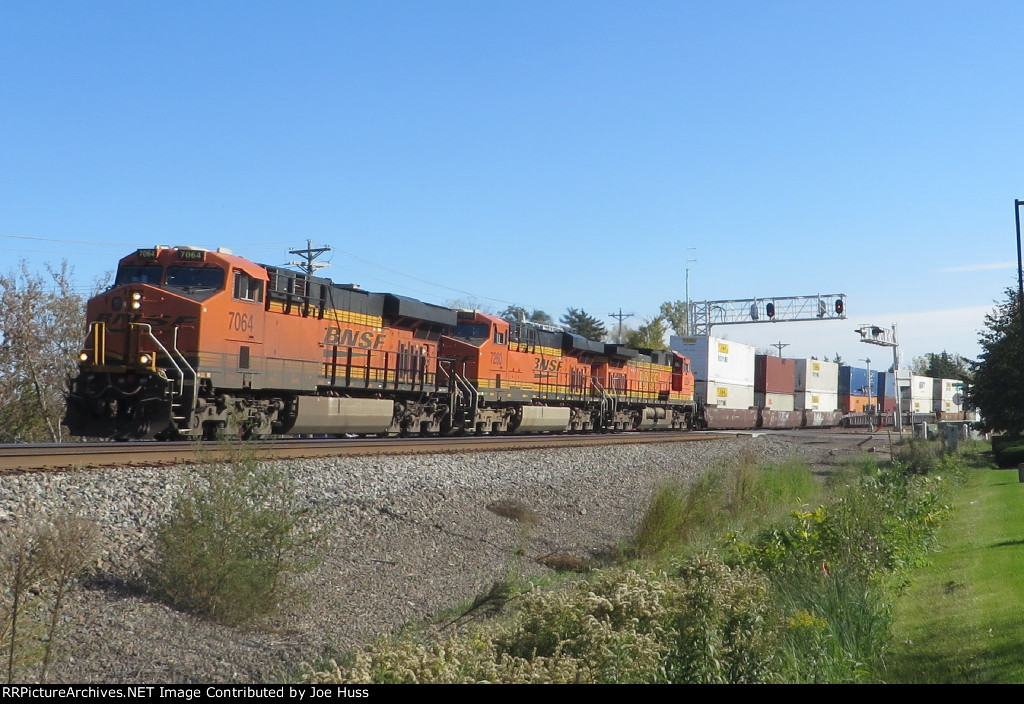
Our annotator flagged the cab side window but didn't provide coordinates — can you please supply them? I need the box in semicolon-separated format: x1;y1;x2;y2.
233;271;264;302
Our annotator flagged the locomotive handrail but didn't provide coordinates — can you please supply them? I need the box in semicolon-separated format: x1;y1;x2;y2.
171;327;199;418
133;323;197;433
590;377;616;419
436;359;463;422
133;323;185;394
452;371;478;412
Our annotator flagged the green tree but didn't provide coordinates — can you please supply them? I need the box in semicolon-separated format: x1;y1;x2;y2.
499;305;528;322
499;306;552;325
625;317;669;350
659;300;689;337
970;288;1024;434
925;349;970;382
560;308;607;341
0;262;87;442
528;309;553;325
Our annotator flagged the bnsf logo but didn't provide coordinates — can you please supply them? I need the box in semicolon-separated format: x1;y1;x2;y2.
323;327;387;349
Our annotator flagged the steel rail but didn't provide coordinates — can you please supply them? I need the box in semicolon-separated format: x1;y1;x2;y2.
0;431;736;473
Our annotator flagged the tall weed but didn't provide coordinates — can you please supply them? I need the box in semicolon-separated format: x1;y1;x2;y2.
632;455;819;559
632;473;724;557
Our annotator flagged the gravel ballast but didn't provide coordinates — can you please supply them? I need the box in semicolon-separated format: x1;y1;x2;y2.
0;432;880;683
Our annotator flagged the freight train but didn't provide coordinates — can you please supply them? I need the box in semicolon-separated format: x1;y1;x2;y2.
64;246;698;440
63;245;968;441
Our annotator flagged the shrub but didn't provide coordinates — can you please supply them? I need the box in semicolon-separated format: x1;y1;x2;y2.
0;513;98;683
664;552;781;684
990;435;1024;468
307;555;784;684
893;438;945;475
148;446;325;625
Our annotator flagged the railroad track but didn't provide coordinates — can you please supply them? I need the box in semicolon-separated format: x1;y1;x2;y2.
0;431;735;473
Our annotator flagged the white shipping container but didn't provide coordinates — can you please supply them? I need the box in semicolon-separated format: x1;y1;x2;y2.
794;391;839;411
764;392;795;411
697;380;756;409
934;378;965;402
934;378;966;415
934;398;964;414
793;359;840;394
900;375;935;402
902;397;932;413
670;335;756;385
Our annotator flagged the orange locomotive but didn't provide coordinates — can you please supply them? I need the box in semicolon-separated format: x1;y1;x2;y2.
442;311;695;433
64;246;695;440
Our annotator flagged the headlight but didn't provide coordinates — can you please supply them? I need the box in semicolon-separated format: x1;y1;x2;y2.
138;353;152;365
79;352;90;362
130;291;142;310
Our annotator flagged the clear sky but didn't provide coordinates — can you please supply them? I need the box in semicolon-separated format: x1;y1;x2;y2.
2;1;1022;367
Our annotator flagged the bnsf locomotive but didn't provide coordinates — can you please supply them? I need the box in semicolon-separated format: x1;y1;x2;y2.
64;246;696;440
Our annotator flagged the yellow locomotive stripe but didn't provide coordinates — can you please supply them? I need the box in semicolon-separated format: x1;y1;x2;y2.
266;301;384;328
508;343;563;357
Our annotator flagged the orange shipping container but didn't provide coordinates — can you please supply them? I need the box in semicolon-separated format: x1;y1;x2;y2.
840;394;872;413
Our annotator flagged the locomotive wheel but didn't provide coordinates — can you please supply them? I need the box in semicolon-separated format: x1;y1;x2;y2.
203;422;227;441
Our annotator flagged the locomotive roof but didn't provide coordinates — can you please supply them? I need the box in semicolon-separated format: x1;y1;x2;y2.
383;293;457;327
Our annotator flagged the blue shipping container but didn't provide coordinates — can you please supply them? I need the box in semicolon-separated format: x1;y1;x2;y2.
838;366;880;396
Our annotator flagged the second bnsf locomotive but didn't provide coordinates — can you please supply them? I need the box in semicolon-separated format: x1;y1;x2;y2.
65;245;696;440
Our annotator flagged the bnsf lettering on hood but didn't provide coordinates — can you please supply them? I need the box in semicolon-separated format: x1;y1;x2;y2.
323;327;387;349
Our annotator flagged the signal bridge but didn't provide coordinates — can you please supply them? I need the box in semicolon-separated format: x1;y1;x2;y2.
689;294;847;335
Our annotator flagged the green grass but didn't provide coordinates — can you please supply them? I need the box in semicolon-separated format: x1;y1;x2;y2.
885;459;1024;683
630;453;823;559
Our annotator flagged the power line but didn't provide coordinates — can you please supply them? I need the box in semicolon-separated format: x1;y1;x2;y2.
0;233;137;247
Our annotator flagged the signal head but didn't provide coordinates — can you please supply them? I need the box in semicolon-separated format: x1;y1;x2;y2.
766;302;776;319
834;298;844;315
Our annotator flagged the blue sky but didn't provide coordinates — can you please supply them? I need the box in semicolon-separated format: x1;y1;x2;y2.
2;1;1022;367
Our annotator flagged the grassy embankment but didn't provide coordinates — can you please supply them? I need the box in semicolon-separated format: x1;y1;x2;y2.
303;441;972;684
885;444;1024;684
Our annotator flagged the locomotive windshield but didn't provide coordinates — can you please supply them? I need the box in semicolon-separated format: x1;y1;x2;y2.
453;323;489;339
115;265;163;285
165;266;226;290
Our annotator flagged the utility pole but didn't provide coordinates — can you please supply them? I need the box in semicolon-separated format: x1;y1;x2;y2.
288;239;332;276
608;308;634;343
685;248;697;335
772;341;789;357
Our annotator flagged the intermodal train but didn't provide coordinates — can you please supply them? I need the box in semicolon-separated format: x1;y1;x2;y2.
64;246;698;440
